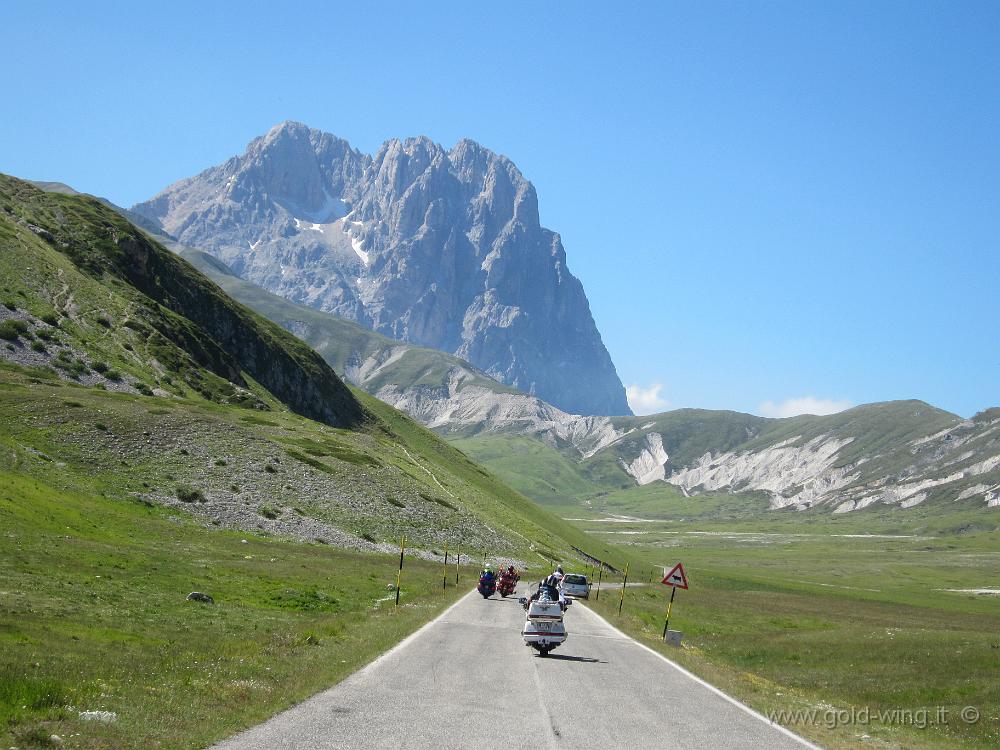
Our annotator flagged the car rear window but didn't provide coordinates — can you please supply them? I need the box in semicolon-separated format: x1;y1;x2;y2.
563;574;587;584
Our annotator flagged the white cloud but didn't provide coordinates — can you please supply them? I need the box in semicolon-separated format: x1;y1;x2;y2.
758;396;853;419
626;383;670;415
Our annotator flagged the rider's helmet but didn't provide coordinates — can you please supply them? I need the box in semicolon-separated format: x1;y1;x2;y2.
484;565;493;573
556;565;564;575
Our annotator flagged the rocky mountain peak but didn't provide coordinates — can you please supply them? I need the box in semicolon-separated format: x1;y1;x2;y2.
242;121;331;215
133;124;632;416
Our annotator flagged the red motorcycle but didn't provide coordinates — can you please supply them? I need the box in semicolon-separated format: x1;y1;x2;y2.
497;570;519;598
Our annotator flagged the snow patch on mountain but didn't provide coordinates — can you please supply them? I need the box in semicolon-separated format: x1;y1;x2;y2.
351;236;369;266
294;218;326;233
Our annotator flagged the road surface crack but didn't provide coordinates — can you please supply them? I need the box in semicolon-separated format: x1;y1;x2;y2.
529;652;562;749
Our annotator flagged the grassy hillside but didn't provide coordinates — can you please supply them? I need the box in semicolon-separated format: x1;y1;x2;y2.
0;174;606;561
2;174;363;428
0;468;471;749
0;174;633;748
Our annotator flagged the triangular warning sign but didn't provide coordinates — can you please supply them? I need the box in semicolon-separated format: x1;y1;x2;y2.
661;562;689;589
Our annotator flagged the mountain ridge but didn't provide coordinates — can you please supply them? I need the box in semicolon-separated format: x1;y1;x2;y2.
171;244;999;518
27;178;999;521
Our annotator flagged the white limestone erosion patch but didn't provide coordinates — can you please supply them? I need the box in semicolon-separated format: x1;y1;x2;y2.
833;496;880;514
858;453;1000;510
665;436;858;510
345;346;412;385
957;483;991;500
967;453;1000;476
900;493;927;509
620;432;669;485
366;376;628;455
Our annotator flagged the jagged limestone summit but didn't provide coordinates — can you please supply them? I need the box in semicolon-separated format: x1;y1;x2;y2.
132;121;631;417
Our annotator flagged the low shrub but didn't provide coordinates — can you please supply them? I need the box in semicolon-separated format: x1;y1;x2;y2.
176;485;206;503
0;319;29;341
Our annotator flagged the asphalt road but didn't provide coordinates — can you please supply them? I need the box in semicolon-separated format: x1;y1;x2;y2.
212;589;818;750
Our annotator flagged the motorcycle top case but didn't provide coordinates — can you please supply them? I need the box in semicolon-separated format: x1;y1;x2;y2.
527;601;563;620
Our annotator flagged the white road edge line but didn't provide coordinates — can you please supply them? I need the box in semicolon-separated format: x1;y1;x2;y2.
581;604;824;750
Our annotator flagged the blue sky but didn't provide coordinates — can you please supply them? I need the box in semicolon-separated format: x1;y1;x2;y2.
3;1;997;417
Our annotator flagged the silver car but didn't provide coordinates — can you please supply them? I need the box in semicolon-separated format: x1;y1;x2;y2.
559;573;590;599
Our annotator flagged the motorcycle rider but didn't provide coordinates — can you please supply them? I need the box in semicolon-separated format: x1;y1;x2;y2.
540;567;563;589
497;565;517;596
525;575;566;610
477;565;498;598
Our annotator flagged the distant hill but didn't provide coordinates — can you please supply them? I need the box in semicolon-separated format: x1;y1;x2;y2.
175;243;1000;521
455;401;1000;526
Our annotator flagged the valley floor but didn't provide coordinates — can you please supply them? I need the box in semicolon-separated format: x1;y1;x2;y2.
580;517;1000;749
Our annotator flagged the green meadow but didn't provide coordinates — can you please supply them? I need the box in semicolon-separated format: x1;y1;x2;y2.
1;468;473;749
582;520;1000;749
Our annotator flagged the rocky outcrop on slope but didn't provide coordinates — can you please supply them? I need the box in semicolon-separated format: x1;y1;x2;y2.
133;122;630;416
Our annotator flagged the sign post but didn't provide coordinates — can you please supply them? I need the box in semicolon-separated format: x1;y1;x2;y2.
660;562;689;643
595;561;603;601
618;563;630;615
455;546;461;585
395;535;407;606
442;541;448;590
